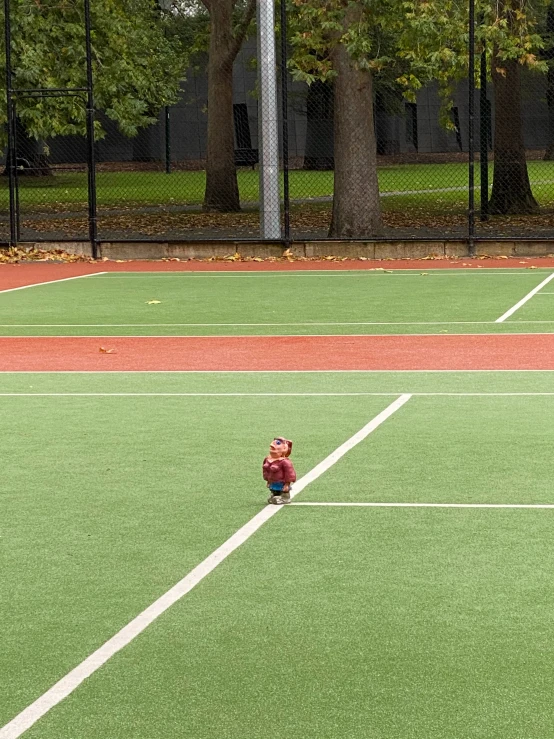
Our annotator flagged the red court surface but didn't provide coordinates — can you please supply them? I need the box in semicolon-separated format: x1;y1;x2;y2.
1;334;552;372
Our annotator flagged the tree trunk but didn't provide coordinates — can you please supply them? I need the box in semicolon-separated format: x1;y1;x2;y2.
329;35;383;237
203;0;240;212
489;56;538;214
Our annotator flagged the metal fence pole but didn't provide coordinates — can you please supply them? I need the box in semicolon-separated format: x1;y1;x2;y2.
257;0;281;239
279;0;290;243
480;39;489;221
468;0;476;256
3;0;17;246
84;0;98;258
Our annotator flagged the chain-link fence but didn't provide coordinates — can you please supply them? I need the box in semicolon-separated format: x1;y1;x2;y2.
3;2;554;246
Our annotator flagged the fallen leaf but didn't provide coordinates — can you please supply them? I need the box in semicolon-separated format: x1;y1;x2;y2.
99;347;115;354
146;299;161;304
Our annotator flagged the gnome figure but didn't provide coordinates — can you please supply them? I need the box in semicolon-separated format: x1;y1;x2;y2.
263;437;296;505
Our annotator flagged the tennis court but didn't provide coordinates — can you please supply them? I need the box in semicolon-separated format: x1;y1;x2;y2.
2;261;554;738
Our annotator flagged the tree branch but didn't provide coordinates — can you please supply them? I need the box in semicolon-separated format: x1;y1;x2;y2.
229;0;256;62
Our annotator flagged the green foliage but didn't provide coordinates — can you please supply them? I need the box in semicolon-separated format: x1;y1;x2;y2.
287;0;550;126
0;0;188;145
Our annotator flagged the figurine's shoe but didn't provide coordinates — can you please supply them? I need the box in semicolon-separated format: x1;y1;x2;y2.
268;494;280;505
274;495;290;505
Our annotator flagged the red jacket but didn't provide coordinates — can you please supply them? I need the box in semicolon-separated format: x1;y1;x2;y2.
263;457;297;484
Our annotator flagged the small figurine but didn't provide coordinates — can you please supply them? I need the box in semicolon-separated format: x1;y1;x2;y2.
263;437;296;505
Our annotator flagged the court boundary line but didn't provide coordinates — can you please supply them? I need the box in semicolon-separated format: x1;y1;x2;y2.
3;332;554;339
87;271;548;278
0;272;107;295
291;502;554;509
0;394;412;739
1;320;553;327
495;272;554;322
2;392;554;397
1;369;554;374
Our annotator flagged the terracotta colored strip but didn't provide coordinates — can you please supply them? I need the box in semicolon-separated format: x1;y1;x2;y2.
0;334;552;372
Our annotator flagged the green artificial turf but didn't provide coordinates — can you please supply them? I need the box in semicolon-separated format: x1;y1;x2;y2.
300;395;554;505
0;391;392;727
3;372;554;737
20;508;554;739
1;369;554;395
4;161;554;211
0;269;552;336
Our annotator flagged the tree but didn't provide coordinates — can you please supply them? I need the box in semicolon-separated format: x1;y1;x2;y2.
0;0;186;149
288;0;399;237
328;4;382;237
489;55;539;213
402;0;546;215
198;0;256;212
488;0;541;213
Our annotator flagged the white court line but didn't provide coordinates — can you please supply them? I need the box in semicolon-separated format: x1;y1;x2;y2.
91;271;545;278
1;369;554;374
495;272;554;322
0;272;106;295
1;321;554;328
0;393;411;739
292;502;554;509
2;392;554;397
0;321;505;327
4;333;554;340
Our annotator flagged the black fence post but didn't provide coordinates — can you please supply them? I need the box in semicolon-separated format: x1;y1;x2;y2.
480;37;489;221
4;0;17;246
279;0;290;243
84;0;98;258
468;0;476;256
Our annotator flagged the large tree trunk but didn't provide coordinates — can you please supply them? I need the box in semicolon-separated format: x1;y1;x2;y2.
203;3;240;212
202;0;255;212
329;34;383;238
489;56;538;214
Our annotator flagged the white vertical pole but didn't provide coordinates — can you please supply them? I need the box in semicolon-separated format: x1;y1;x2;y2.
257;0;281;239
